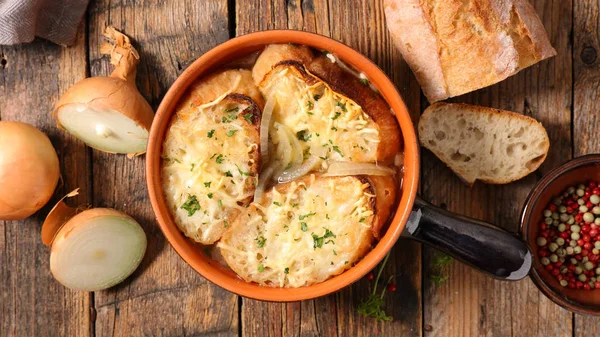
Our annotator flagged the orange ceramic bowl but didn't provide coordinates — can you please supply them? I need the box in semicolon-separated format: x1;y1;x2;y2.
146;30;419;301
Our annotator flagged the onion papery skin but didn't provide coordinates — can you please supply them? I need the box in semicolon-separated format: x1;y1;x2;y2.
0;121;60;220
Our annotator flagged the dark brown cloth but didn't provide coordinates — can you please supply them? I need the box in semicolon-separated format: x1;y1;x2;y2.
0;0;89;46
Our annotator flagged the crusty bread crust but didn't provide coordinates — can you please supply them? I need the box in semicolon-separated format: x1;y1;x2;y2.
253;44;402;164
419;102;550;185
384;0;556;102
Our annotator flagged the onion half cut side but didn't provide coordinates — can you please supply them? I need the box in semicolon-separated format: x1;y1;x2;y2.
49;209;147;291
55;102;149;154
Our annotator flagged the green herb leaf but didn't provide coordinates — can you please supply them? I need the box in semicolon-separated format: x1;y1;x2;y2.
331;112;341;120
255;236;267;248
357;252;393;322
235;164;251;176
332;145;344;157
190;163;195;171
312;233;324;249
301;222;308;232
225;171;233;177
218;200;223;208
204;181;211;188
306;101;313;109
181;195;201;216
430;274;449;286
296;130;311;142
360;78;368;86
284;267;290;274
273;201;282;206
314;94;322;101
258;265;265;272
207;129;215;138
207;193;213;199
226;130;238;137
225;107;239;113
299;212;316;220
243;113;253;123
359;217;365;223
336;101;347;112
215;154;224;164
331;126;338;131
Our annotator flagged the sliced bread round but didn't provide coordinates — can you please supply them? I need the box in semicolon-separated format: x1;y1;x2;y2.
418;103;549;185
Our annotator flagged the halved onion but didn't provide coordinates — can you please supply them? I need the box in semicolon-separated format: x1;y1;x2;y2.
276;156;322;183
323;162;396;177
52;26;154;156
42;190;147;291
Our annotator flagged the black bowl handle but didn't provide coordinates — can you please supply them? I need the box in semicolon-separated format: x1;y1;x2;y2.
402;196;532;280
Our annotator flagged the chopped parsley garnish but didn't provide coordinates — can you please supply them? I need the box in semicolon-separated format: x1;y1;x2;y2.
306;101;313;109
299;212;316;220
235;164;251;176
204;181;211;188
215;154;224;164
243;113;253;123
223;221;228;228
326;214;330;220
284;267;290;274
331;112;341;120
311;228;336;249
226;130;238;137
292;203;299;208
174;158;181;163
332;145;344;157
207;192;213;199
222;116;230;123
210;153;217;159
207;129;215;138
225;107;239;113
360;78;368;86
258;265;265;272
181;195;201;216
190;163;195;171
303;148;311;160
255;236;267;248
336;101;347;112
331;126;338;131
319;155;328;160
314;94;322;101
307;111;314;115
225;171;233;177
301;222;308;232
163;157;171;162
359;217;366;223
218;200;223;208
296;130;311;142
273;201;282;206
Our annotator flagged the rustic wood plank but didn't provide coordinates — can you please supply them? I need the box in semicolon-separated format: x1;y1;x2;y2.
421;1;574;336
573;0;600;335
237;1;422;336
86;1;237;336
0;31;92;336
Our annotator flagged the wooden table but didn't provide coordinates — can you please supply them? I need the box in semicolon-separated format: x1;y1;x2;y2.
1;0;597;336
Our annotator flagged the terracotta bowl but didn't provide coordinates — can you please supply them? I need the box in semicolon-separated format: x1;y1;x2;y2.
146;30;420;301
521;154;600;315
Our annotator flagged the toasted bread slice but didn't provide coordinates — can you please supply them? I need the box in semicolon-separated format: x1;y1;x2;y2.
217;174;397;287
252;44;400;173
418;102;549;185
162;70;262;244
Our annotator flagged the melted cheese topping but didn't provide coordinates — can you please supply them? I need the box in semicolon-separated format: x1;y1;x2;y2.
261;66;380;173
162;94;258;244
218;175;375;287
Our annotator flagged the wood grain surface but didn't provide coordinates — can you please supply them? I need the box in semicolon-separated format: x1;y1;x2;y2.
236;1;422;336
1;1;599;336
574;0;600;336
0;31;93;337
421;1;574;337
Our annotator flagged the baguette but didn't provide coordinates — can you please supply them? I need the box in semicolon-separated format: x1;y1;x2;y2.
162;69;262;244
252;44;401;172
384;0;556;102
418;103;549;185
217;174;396;287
